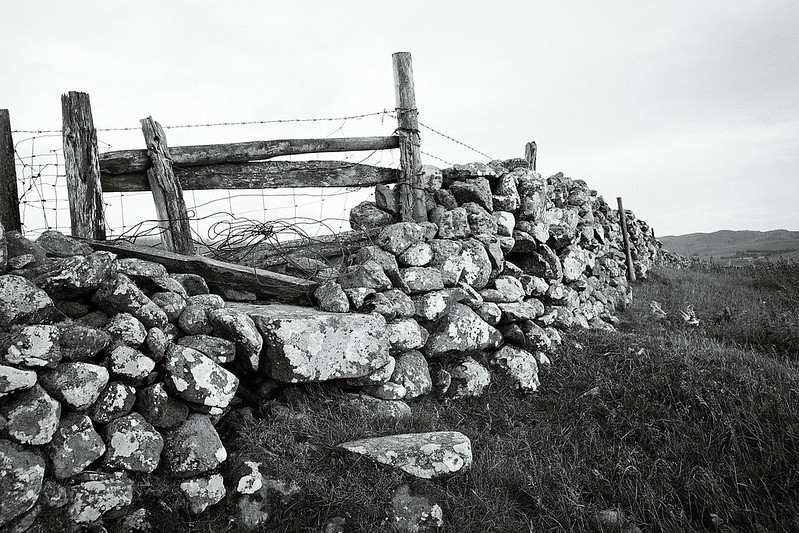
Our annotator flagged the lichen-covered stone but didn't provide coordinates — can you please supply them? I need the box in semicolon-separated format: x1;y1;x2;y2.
337;260;392;292
0;439;45;528
449;177;493;212
350;201;394;230
91;273;168;329
207;308;263;372
475;302;502;326
0;384;60;445
91;381;137;424
313;281;349;313
338;431;472;479
163;413;227;478
382;289;416;318
425;303;502;358
0;364;36;397
389;484;444;533
105;312;147;348
178;305;213;336
1;324;61;368
66;471;134;524
150;291;187;322
464;202;498;236
170;273;209;296
435;207;470;239
458;239;492;289
397;242;433;267
58;322;110;362
447;357;491;398
103;412;164;473
386;318;429;354
163;344;239;408
493;275;526;302
497;299;545;322
109;345;156;386
347;355;396;387
38;362;109;410
235;478;302;530
136;382;190;429
241;303;390;383
34;230;93;257
363;381;407;400
177;334;236;364
378;222;427;255
400;267;444;294
46;412;105;479
390;350;432;399
32;251;116;297
341;394;412;420
180;473;227;514
491;345;540;392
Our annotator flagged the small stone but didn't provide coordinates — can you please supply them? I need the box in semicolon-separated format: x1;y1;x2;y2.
497;300;545;322
459;239;492;289
314;281;350;313
433;189;458;210
420;165;443;191
66;471;134;524
145;327;169;362
378;222;427;255
435;207;470;239
109;345;156;385
350;201;394;230
91;381;137;424
103;413;164;473
170;273;209;296
347;356;396;387
47;412;105;479
387;318;429;354
33;251;116;298
363;381;407;400
105;312;147;348
35;230;93;257
38;362;108;410
163;344;239;409
58;322;110;362
425;304;502;358
390;350;432;399
1;324;61;368
337;260;392;291
449;177;493;211
491;345;540;392
494;275;525;302
118;508;153;533
400;267;444;294
493;211;516;236
341;394;412;420
177;335;236;364
464;202;498;236
178;305;213;336
150;291;187;322
180;473;226;514
91;273;168;329
0;364;36;397
475;302;502;326
447;357;491;398
397;243;433;267
235;478;302;530
0;384;60;445
412;291;452;322
163;413;227;478
389;484;444;533
375;183;399;214
383;289;416;318
136;382;190;429
0;439;45;528
207;308;263;372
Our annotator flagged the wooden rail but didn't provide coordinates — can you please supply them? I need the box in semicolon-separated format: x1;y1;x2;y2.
0;109;21;232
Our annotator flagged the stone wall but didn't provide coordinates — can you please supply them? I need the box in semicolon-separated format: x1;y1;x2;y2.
0;159;660;531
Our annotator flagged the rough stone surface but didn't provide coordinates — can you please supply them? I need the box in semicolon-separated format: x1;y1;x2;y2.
38;362;109;410
337;260;392;291
35;230;93;257
46;412;105;479
400;267;444;294
339;431;472;479
163;413;227;478
397;243;434;267
435;207;470;239
91;381;137;424
390;350;432;399
32;251;116;298
180;473;227;514
235;478;302;530
103;412;164;473
412;291;453;322
491;345;540;392
350;201;394;230
92;273;168;329
207;307;263;372
378;222;427;255
386;318;429;354
0;438;45;528
170;273;210;296
342;394;412;420
241;303;390;383
150;291;187;322
136;382;190;429
459;239;492;289
447;357;491;398
0;364;37;397
313;281;349;313
498;299;545;322
109;345;156;385
389;484;444;533
425;303;502;357
163;344;239;408
449;177;493;212
2;324;61;368
177;334;236;364
105;312;147;348
0;384;60;445
66;471;134;524
178;305;213;336
58;322;110;362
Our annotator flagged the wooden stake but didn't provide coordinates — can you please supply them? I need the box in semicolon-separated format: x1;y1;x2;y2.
617;197;636;282
62;92;106;240
525;141;537;171
392;52;427;223
0;109;21;232
140;117;195;255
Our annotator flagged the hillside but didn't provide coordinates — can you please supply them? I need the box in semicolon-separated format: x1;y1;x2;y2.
659;229;799;264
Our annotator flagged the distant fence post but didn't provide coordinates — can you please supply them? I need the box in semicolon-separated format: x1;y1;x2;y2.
617;196;636;282
392;52;427;223
0;109;21;232
525;141;537;171
62;91;106;240
140;117;195;255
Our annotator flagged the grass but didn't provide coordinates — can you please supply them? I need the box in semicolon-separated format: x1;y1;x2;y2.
32;261;799;532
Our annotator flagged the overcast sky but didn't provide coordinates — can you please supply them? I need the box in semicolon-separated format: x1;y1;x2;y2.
2;1;797;237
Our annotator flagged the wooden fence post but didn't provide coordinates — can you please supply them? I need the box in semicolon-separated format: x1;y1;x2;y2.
62;92;106;240
525;141;537;171
617;196;636;282
392;52;427;223
140;117;195;255
0;109;21;232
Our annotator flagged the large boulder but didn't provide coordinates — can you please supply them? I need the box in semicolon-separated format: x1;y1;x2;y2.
338;431;472;479
238;303;390;383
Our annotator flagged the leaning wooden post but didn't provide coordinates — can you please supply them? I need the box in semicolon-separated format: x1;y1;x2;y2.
392;52;427;223
0;109;22;232
140;117;195;255
617;196;636;282
62;92;106;239
525;141;537;171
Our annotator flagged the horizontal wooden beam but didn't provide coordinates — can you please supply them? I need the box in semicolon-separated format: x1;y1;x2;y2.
84;239;318;302
221;228;383;268
102;160;399;192
99;136;400;174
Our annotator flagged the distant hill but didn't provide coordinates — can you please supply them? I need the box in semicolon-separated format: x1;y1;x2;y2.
659;230;799;265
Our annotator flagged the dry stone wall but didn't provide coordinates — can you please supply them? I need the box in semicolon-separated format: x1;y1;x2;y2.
0;158;660;531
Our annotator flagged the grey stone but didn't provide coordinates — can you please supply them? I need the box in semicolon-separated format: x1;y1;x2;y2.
425;303;502;357
491;345;540;392
494;275;525;302
178;305;213;335
180;473;227;514
314;281;350;313
493;211;516;236
343;287;375;309
350;201;394;230
150;291;187;322
103;412;164;473
442;162;497;184
0;439;45;528
341;394;412;420
359;291;397;320
498;299;545;322
92;381;137;424
449;177;493;212
109;345;155;385
58;322;110;362
1;324;61;368
375;184;399;214
459;239;492;289
346;356;396;386
91;273;168;329
0;384;60;445
207;307;263;372
397;242;433;267
136;382;189;429
493;173;520;212
387;318;429;354
163;413;227;478
433;189;458;210
178;334;236;364
0;274;56;328
38;362;108;410
400;267;444;294
105;312;147;348
242;303;390;383
338;431;472;479
516;169;548;221
475;302;502;326
33;251;116;298
338;260;392;291
163;344;238;409
412;291;453;322
0;364;36;397
447;357;491;398
388;484;444;533
383;289;416;318
35;230;93;257
561;246;596;281
66;471;134;524
363;381;407;400
420;165;443;191
47;412;105;479
235;478;302;531
474;234;504;271
464;202;498;236
435;207;470;239
170;273;209;296
378;222;427;255
390;350;432;399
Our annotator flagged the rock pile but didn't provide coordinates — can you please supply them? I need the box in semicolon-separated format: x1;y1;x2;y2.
0;158;660;531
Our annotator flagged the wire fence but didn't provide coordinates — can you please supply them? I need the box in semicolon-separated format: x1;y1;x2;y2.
11;109;495;261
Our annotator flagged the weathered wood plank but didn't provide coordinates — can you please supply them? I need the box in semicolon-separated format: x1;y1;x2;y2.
0;109;21;232
62;92;106;240
85;239;317;302
102;160;400;192
617;197;636;282
525;141;537;171
392;52;427;223
140;117;196;255
99;136;400;174
222;228;383;268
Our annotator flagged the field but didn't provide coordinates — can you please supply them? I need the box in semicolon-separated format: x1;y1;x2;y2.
32;261;799;532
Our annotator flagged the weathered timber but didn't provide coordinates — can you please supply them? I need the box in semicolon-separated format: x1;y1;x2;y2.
99;136;400;174
85;239;317;302
0;109;21;232
62;92;106;240
525;141;537;171
224;228;383;268
102;160;400;192
140;117;196;255
393;52;427;223
617;197;636;282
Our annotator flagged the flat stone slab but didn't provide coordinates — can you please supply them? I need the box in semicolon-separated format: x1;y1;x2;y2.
231;303;390;383
338;431;472;479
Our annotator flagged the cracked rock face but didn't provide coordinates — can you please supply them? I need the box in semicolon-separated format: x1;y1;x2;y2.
338;431;472;479
0;438;46;528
